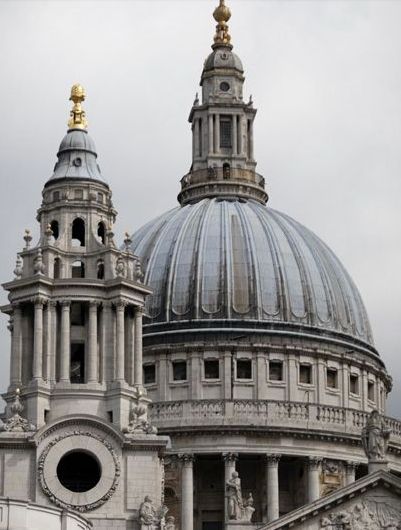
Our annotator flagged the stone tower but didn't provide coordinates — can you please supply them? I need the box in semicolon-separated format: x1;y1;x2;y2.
0;85;168;529
179;0;267;206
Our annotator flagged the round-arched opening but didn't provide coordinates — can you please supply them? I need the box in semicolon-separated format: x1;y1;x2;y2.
50;220;59;240
72;218;85;247
97;222;106;245
57;451;101;492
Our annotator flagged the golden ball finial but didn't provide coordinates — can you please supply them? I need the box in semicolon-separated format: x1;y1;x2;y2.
213;0;231;24
68;83;88;130
213;0;232;47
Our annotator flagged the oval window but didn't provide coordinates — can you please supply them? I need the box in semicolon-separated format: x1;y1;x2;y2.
220;81;230;92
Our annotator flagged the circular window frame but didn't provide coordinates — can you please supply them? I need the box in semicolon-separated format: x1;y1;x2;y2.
220;81;230;92
38;431;120;512
57;449;102;492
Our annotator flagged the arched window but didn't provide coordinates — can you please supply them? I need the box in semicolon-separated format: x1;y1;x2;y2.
54;257;61;279
97;222;106;245
97;260;105;280
223;163;231;179
72;218;85;247
50;220;59;240
72;260;85;278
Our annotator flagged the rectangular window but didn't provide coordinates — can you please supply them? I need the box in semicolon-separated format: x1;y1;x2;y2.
70;343;85;383
53;191;60;202
144;364;156;385
71;302;85;326
74;189;83;199
299;364;312;385
368;381;375;402
220;116;232;148
269;361;283;381
97;192;104;203
204;360;220;380
173;361;187;382
350;374;359;395
237;359;252;380
327;368;338;389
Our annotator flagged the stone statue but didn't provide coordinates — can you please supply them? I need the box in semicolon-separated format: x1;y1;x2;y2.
362;410;391;462
226;471;243;520
124;387;157;435
243;492;256;522
164;516;176;530
320;500;401;530
139;496;158;529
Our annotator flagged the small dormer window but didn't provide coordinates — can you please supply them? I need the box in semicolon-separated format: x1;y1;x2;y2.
220;116;232;148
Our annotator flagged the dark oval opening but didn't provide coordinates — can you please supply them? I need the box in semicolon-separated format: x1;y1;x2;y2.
57;451;101;492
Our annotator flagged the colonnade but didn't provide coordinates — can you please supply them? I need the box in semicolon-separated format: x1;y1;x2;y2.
192;114;254;159
8;298;143;386
174;453;358;528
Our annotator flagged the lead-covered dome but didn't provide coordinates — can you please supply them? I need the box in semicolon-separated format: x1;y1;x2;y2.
131;198;375;352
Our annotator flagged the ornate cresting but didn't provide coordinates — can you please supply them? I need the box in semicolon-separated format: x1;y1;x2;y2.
68;83;88;129
213;0;232;48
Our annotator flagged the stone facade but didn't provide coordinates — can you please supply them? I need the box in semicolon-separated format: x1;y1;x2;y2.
0;2;400;530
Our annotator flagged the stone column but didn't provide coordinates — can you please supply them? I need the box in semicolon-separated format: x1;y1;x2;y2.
208;114;214;154
10;304;22;385
214;113;220;154
33;297;45;380
308;457;322;503
49;301;57;382
195;118;200;158
87;301;99;383
223;453;238;521
44;301;52;381
128;310;135;385
101;302;112;382
249;119;254;160
266;454;281;522
59;301;71;382
345;461;358;485
232;115;238;155
180;454;194;530
134;306;143;387
115;301;126;381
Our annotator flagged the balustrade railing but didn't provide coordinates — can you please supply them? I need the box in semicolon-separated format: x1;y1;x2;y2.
149;399;401;446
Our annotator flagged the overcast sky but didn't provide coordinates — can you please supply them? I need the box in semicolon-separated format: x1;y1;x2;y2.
0;0;400;416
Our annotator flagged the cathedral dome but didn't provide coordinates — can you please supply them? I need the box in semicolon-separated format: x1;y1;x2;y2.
131;197;375;353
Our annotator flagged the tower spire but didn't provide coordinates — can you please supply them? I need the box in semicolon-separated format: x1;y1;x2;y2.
213;0;232;48
68;83;88;130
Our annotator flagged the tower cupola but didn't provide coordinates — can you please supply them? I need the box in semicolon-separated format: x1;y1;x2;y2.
178;0;268;206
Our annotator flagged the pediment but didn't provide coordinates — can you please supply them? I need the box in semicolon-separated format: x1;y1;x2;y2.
259;470;401;530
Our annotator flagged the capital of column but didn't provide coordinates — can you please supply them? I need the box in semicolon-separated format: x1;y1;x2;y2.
345;461;359;472
48;300;57;309
135;305;144;316
89;300;101;309
266;454;281;467
59;299;71;308
222;452;238;466
115;299;129;311
308;457;323;471
178;453;195;467
32;296;47;307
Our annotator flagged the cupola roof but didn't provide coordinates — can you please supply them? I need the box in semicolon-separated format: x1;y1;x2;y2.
46;84;107;186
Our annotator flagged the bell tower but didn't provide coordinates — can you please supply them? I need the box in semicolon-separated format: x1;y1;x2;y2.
2;85;151;430
178;0;268;206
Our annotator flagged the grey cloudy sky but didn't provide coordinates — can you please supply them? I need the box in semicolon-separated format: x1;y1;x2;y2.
0;0;400;415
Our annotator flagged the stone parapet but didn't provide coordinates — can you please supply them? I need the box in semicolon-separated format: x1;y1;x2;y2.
149;399;401;447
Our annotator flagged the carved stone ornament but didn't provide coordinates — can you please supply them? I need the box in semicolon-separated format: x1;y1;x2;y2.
0;389;36;433
33;248;46;275
13;254;23;279
115;256;126;277
226;470;255;523
165;516;176;530
124;387;157;435
320;499;401;529
134;259;144;283
139;496;168;530
362;410;391;462
38;430;120;512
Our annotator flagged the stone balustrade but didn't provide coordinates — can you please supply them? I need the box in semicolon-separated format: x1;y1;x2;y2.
149;399;401;447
